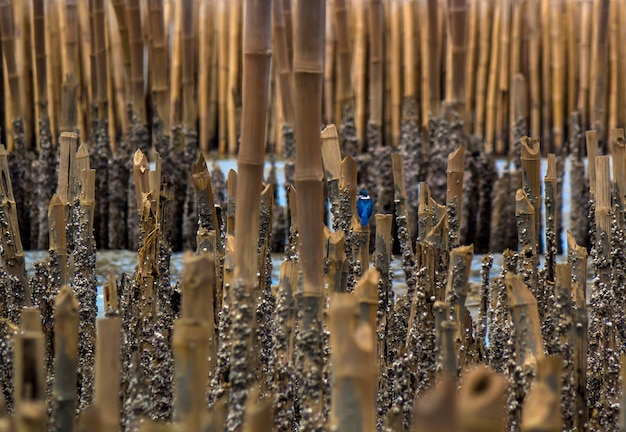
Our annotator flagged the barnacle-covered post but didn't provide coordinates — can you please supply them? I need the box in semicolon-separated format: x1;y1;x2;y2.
51;286;79;432
321;125;342;228
229;0;273;429
446;145;465;249
544;154;557;282
293;0;326;428
444;244;474;363
329;293;377;431
515;189;538;295
520;136;542;253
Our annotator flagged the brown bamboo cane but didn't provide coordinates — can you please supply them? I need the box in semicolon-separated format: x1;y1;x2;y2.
0;145;30;304
621;0;626;126
495;0;510;155
608;4;619;134
227;0;242;154
14;0;33;146
464;0;477;130
521;356;563;431
383;0;392;146
507;0;522;148
539;0;551;151
52;286;79;432
334;0;353;114
586;130;598;196
30;0;48;121
446;144;465;249
428;0;440;118
217;0;229;153
149;0;171;130
590;0;610;145
329;293;377;431
544;154;557;281
413;376;457;432
368;0;383;131
181;0;197;131
521;136;542;253
447;0;467;120
169;0;182;125
473;0;492;138
111;0;131;95
525;0;540;139
274;0;295;126
127;0;146;124
550;0;565;153
390;0;401;147
403;0;417;101
324;3;336;125
577;0;592;128
78;0;92;135
48;194;68;290
0;0;22;124
566;0;579;119
611;129;626;225
94;315;121;432
198;0;213;153
457;365;508;432
353;0;367;147
92;0;108;124
504;273;545;371
417;0;430;129
107;1;129;138
484;0;501;153
444;244;474;358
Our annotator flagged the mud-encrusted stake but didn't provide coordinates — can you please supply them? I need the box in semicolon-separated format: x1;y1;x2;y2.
51;286;79;432
0;145;30;305
329;293;376;432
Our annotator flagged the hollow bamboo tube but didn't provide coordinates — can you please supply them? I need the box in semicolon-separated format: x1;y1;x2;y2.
334;0;353;110
457;365;508;432
390;0;401;147
217;0;229;154
48;194;68;289
413;376;457;432
521;356;563;431
173;318;210;432
577;0;592;127
447;0;467;118
590;0;610;143
329;293;377;432
548;0;564;154
446;144;465;248
235;0;272;288
274;0;295;125
484;0;501;152
0;145;30;304
52;286;79;432
504;273;545;371
149;0;170;129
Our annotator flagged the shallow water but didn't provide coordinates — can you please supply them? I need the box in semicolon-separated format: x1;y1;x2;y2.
24;156;590;317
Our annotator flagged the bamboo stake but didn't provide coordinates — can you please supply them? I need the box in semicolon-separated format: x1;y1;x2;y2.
484;0;501;152
325;229;348;293
586;130;598;196
368;0;383;129
94;316;121;432
198;0;212;152
48;194;68;290
550;0;565;153
608;3;619;134
444;244;474;358
611;129;626;221
274;0;295;126
149;0;170;130
446;144;465;248
578;0;592;128
354;0;367;146
334;0;353;113
324;3;336;125
544;154;557;282
52;286;79;432
527;0;541;138
447;0;467;119
521;356;563;431
590;0;610;144
566;0;579;119
227;0;242;153
217;0;229;153
521;136;542;253
473;0;492;138
329;292;377;431
390;0;401;147
457;365;508;432
495;0;510;155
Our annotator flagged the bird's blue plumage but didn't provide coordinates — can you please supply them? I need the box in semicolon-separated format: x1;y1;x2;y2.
357;189;373;227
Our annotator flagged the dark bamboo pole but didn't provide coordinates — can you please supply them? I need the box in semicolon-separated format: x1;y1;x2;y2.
52;286;79;432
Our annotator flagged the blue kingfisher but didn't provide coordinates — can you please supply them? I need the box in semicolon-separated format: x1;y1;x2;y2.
356;189;373;227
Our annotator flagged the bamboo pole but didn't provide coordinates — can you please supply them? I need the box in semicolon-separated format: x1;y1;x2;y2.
521;136;542;253
149;0;170;130
586;130;598;196
578;0;592;128
48;194;68;290
334;0;353;113
446;144;465;248
608;3;619;133
447;0;467;119
198;0;213;153
94;316;121;432
550;0;565;153
324;3;335;125
217;0;229;153
590;0;610;144
544;154;557;282
329;293;377;431
527;0;541;138
52;286;79;432
521;356;563;431
566;0;579;119
484;0;501;152
227;0;242;154
354;0;367;146
274;0;295;126
474;0;492;138
457;365;508;432
390;0;401;147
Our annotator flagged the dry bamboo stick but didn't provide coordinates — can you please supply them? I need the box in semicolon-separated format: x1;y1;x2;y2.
527;0;541;138
446;144;465;248
457;365;508;432
0;0;22;120
484;0;501;152
127;0;146;124
217;0;229;153
94;316;121;432
504;273;545;371
544;154;557;281
30;0;47;120
586;130;598;196
550;0;565;153
324;4;336;125
495;0;510;155
444;244;474;356
590;0;610;143
390;0;401;147
274;0;295;126
329;292;377;431
540;0;552;149
48;194;68;289
611;130;626;225
354;0;367;146
521;356;563;431
428;0;440;119
403;0;417;100
198;0;212;152
334;0;353;112
52;286;79;432
578;0;592;128
368;0;384;129
521;136;542;253
447;0;467;119
566;0;579;119
227;0;242;153
473;0;492;138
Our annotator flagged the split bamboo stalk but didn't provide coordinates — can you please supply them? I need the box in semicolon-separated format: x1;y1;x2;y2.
217;0;229;153
428;0;440;120
173;318;210;432
52;286;79;432
457;365;508;432
447;0;467;119
390;0;401;147
227;0;242;153
329;293;377;431
484;0;501;152
578;0;593;127
527;0;541;138
504;273;545;371
521;356;563;431
590;0;610;143
0;145;30;304
550;0;565;153
94;316;121;432
149;0;170;129
446;144;465;248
